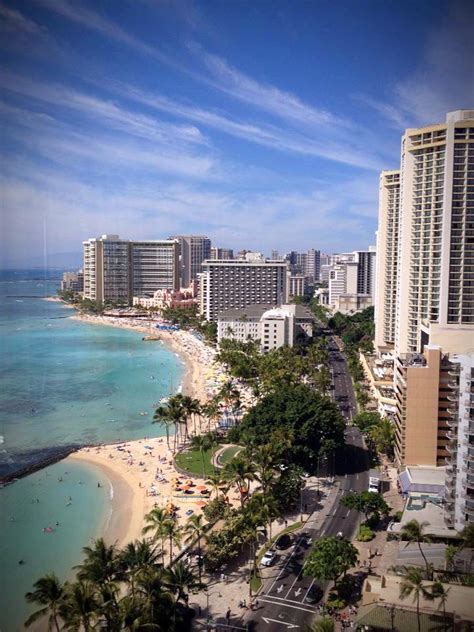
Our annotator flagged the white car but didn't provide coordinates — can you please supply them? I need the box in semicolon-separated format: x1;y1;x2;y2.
261;550;277;567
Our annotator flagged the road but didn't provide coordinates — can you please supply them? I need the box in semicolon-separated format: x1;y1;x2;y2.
242;337;368;632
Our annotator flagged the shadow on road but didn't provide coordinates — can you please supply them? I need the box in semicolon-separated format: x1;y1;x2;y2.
334;444;368;475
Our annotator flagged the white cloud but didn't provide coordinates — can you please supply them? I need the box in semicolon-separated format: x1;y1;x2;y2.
0;2;46;34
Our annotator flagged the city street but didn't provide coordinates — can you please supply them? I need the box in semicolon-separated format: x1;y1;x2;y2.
242;336;369;631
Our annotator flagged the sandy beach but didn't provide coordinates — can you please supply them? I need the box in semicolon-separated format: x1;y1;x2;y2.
65;313;235;557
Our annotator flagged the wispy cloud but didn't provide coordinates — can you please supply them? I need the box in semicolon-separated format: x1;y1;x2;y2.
0;71;205;147
101;80;383;170
195;45;349;131
0;1;46;34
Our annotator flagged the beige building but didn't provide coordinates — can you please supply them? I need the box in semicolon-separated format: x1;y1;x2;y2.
289;274;305;298
60;270;83;293
394;345;451;467
83;235;180;303
199;259;289;321
217;303;314;351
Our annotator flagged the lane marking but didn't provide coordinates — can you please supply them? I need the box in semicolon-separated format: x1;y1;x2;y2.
258;597;317;614
261;617;299;628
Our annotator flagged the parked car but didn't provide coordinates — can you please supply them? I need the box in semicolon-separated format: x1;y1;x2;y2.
261;550;276;567
304;584;323;605
275;533;292;550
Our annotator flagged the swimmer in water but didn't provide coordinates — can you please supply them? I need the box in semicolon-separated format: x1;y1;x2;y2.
18;560;25;565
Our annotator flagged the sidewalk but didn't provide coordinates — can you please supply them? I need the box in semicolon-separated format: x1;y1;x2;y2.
188;476;341;628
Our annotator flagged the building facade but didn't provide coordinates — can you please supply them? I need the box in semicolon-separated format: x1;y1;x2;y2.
60;270;84;293
210;247;233;260
199;259;289;321
374;170;401;352
385;110;474;356
83;235;179;303
170;235;211;287
217;303;314;351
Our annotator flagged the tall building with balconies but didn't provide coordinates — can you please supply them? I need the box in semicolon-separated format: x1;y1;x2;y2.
444;353;474;530
395;110;474;355
375;170;401;353
83;235;180;303
199;259;289;321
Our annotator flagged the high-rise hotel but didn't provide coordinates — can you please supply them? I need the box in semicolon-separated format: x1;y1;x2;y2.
374;110;474;530
83;234;180;303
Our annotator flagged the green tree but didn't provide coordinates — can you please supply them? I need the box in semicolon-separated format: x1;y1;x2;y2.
25;574;65;631
182;395;201;437
162;519;182;563
339;491;389;523
430;581;451;632
153;404;174;450
183;514;207;582
119;540;161;597
352;411;382;434
224;456;256;506
396;565;432;632
75;538;120;585
304;619;334;632
142;507;171;565
400;520;433;579
59;581;100;632
303;537;358;589
369;418;395;455
237;384;345;471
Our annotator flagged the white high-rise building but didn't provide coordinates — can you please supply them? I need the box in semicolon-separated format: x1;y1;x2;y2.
199;259;289;321
374;170;401;352
83;235;180;303
391;110;474;355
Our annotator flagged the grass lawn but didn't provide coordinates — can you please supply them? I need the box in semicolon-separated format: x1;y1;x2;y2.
174;447;218;477
219;445;241;466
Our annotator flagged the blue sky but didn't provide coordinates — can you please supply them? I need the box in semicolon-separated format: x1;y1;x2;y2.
1;0;473;266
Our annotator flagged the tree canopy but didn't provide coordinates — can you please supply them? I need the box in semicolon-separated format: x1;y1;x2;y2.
340;491;390;522
233;384;345;470
304;537;358;584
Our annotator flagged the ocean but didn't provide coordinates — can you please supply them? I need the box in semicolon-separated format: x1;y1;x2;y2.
0;270;184;631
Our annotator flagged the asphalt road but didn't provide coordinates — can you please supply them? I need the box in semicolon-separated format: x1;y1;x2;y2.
241;337;369;632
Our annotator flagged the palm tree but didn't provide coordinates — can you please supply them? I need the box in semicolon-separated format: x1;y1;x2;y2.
162;519;182;563
59;581;100;632
224;456;256;506
142;507;171;564
396;565;432;632
25;574;65;631
201;399;220;433
119;540;161;597
163;560;201;603
430;581;451;631
96;582;121;632
136;567;173;627
153;404;174;450
217;380;241;425
190;433;212;478
369;418;395;455
183;514;208;582
118;594;148;631
75;538;120;585
400;520;433;579
182;395;201;438
459;523;474;572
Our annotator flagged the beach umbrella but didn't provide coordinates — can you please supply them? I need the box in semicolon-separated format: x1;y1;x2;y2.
196;485;207;491
180;485;190;491
195;500;207;507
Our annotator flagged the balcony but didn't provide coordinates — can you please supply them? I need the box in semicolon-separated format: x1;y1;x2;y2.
447;393;459;403
448;381;459;390
446;416;459;428
446;443;458;456
446;431;458;442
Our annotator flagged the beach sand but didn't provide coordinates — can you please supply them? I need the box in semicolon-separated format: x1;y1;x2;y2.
65;313;233;557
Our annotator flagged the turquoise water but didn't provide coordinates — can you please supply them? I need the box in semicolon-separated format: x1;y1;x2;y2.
0;461;112;632
0;270;184;631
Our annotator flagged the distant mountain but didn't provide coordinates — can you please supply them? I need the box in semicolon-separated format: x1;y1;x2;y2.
1;251;83;270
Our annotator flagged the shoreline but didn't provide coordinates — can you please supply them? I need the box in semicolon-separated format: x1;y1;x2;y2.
61;311;232;556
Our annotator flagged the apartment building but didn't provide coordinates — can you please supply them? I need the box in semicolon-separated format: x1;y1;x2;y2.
210;247;233;260
374;110;474;357
217;303;314;351
374;170;401;352
199;259;289;321
83;235;179;303
170;235;211;287
444;353;474;530
60;270;84;293
289;274;306;298
393;346;451;467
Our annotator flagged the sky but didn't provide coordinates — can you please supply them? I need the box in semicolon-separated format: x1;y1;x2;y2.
1;0;473;267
